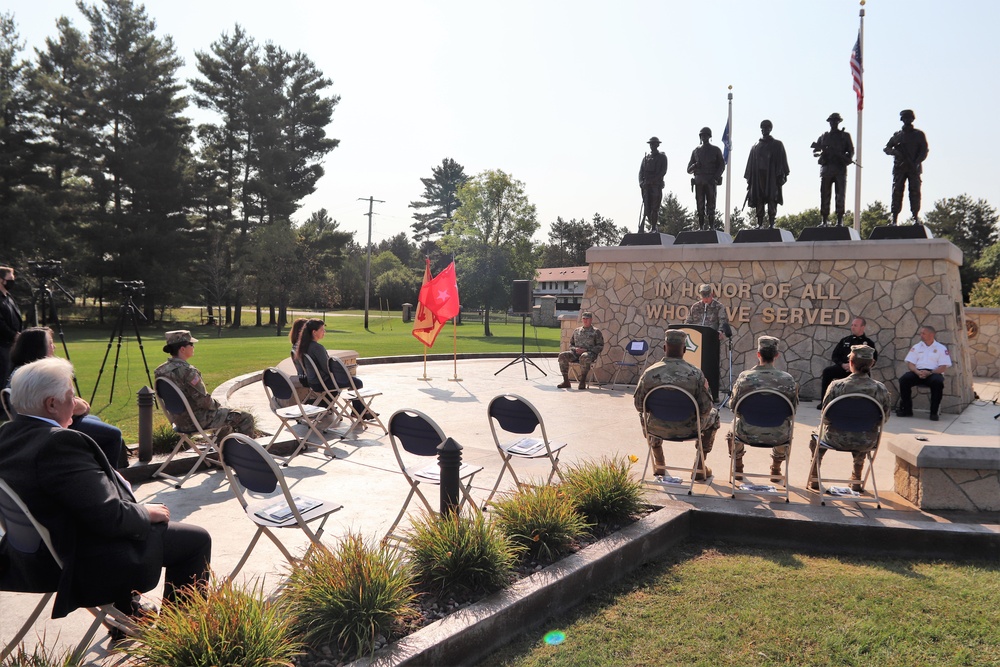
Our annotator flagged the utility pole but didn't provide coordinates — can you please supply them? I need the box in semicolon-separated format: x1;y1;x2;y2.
359;196;384;330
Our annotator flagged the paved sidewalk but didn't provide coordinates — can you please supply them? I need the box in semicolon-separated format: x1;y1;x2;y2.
3;356;997;664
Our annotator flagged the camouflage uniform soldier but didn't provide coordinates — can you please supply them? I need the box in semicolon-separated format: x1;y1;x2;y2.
557;312;604;390
727;336;798;481
685;284;729;340
809;345;890;491
634;329;720;481
154;330;254;438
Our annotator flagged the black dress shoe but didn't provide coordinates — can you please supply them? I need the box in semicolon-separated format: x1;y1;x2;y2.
896;409;913;417
930;412;939;421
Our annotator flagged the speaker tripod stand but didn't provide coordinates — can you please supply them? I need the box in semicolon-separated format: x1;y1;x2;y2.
32;277;81;396
494;315;545;380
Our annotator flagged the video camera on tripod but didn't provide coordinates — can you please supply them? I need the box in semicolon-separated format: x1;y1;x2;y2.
27;259;65;280
114;280;146;298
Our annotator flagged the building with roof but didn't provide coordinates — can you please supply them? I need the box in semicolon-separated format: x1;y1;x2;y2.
534;266;588;313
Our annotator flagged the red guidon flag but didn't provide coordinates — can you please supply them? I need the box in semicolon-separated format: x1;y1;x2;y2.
412;260;459;347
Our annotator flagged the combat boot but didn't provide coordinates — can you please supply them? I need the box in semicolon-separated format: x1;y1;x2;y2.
850;461;865;492
732;456;744;481
808;452;821;491
770;457;784;484
557;374;571;389
693;454;712;482
578;379;587;390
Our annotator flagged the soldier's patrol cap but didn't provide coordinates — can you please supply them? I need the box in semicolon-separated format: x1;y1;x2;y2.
581;311;594;319
900;109;915;121
698;283;713;295
647;136;661;145
827;112;843;123
699;127;712;137
850;344;875;360
164;330;198;346
665;330;687;346
757;335;780;353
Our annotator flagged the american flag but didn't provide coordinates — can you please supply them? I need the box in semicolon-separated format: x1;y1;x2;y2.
851;32;863;111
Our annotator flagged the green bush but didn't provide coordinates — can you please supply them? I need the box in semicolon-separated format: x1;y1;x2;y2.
562;455;645;527
122;577;301;667
491;484;590;562
280;533;416;660
406;510;519;597
1;645;78;667
151;420;180;455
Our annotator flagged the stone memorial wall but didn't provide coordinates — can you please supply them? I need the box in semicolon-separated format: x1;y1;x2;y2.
576;239;976;413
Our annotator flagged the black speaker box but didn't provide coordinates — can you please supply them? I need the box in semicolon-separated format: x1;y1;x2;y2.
511;280;533;315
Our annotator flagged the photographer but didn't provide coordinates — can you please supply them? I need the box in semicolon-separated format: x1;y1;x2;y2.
0;266;24;389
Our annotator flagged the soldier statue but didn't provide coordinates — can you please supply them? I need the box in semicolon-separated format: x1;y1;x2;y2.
883;109;929;225
811;113;855;226
686;127;726;230
638;136;668;233
744;120;789;228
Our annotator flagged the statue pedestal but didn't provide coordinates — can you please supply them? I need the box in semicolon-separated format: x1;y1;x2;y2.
619;232;674;246
734;228;795;243
674;230;732;245
798;226;861;242
869;225;934;240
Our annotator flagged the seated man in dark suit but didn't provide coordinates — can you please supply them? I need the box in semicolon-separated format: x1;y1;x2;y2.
0;357;211;633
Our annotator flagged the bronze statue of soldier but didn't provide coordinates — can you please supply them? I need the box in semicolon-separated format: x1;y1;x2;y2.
638;136;668;233
744;120;789;228
883;109;929;225
687;127;725;230
812;113;854;226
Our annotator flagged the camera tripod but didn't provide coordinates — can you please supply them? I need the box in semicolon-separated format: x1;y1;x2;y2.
32;277;80;396
90;294;155;405
494;315;546;380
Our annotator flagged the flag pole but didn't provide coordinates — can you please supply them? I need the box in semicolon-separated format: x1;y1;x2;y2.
724;85;733;234
853;0;866;230
419;346;431;381
448;319;462;382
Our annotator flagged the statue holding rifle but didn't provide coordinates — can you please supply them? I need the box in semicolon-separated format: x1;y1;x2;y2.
812;113;854;227
883;109;928;225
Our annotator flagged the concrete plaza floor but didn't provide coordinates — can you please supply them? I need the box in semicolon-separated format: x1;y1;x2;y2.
2;355;998;665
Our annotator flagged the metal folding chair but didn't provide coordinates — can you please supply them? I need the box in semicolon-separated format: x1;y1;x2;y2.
727;389;796;503
0;479;138;662
328;356;387;437
153;377;224;489
810;393;887;508
1;387;14;421
384;409;483;541
609;339;650;390
218;434;343;580
640;385;707;496
261;367;335;466
482;394;568;507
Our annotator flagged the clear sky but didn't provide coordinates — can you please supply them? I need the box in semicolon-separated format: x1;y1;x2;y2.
6;0;999;244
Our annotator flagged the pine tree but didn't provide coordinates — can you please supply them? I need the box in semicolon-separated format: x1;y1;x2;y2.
409;158;468;241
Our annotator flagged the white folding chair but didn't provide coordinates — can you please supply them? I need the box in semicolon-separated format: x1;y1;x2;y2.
810;393;887;508
219;434;343;580
609;339;650;390
384;409;483;542
153;377;224;489
328;356;387;437
482;394;567;507
261;367;334;466
727;389;796;503
0;479;138;662
639;385;707;496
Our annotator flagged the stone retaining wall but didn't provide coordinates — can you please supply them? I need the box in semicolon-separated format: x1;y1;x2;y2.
965;307;1000;378
888;435;1000;512
581;239;975;412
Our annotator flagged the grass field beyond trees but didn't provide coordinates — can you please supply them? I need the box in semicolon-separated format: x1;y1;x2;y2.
40;310;560;442
477;542;1000;667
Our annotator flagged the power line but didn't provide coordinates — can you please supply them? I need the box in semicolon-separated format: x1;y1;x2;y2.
358;196;385;330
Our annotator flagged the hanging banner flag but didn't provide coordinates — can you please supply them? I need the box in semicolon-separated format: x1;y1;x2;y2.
412;260;460;347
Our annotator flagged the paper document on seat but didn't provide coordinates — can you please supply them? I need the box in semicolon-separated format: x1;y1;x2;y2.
508;437;545;455
256;496;321;521
416;463;475;481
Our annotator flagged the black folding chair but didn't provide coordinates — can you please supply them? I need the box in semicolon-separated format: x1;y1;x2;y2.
727;389;796;502
640;385;707;496
810;394;887;508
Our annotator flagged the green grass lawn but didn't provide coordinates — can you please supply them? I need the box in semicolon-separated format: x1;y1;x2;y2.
36;311;560;442
477;542;1000;667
